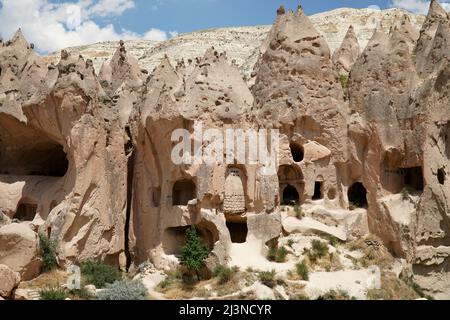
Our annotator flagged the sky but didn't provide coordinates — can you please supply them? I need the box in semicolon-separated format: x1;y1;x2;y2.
0;0;448;53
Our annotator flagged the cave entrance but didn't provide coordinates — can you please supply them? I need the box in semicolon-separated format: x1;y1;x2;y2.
290;142;304;163
282;185;299;205
15;202;37;221
438;168;446;185
162;224;217;255
401;167;424;191
312;181;324;200
0;114;69;177
226;221;248;243
348;182;368;208
172;180;196;206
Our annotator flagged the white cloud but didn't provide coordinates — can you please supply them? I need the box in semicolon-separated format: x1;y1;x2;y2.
0;0;176;53
390;0;450;14
143;28;168;41
368;5;381;10
89;0;135;17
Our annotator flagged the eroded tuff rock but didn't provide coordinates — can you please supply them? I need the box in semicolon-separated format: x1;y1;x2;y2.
0;264;21;298
2;1;450;299
44;8;425;80
1;32;127;269
332;26;361;75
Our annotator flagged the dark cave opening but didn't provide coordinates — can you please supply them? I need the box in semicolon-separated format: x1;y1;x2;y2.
438;168;446;185
0;115;69;177
348;182;368;208
312;181;324;200
15;202;37;221
402;167;424;191
290;142;304;162
226;221;248;244
172;180;196;206
282;185;299;205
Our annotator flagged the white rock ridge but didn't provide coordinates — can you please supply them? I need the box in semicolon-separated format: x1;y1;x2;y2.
44;8;425;78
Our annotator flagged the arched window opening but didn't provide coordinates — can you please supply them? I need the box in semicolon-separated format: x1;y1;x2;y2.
348;182;368;208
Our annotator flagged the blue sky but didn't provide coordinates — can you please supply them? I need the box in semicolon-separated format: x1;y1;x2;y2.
104;0;390;34
0;0;445;52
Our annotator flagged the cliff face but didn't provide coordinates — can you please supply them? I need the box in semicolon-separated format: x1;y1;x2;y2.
2;3;450;300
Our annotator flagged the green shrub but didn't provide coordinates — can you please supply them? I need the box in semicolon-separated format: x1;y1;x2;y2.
39;234;58;272
259;270;276;288
157;278;173;290
327;235;340;247
276;247;288;263
267;247;277;261
318;288;354;300
308;240;329;263
213;265;238;284
339;74;349;89
267;246;289;263
401;188;410;200
311;240;328;257
81;260;122;288
296;262;309;281
40;287;68;300
97;279;148;300
179;226;210;281
69;287;92;300
294;205;304;219
287;239;294;248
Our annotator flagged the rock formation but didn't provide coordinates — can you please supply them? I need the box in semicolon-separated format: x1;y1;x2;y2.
44;8;425;79
332;25;361;75
2;2;450;300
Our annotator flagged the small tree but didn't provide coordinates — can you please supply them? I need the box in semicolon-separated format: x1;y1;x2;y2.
179;226;209;281
39;233;58;272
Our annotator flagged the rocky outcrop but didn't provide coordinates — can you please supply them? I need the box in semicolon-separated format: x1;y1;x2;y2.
1;29;127;269
0;224;41;280
0;264;21;298
332;26;361;75
414;0;449;76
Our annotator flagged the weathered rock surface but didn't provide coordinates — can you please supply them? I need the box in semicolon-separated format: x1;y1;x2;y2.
0;264;21;298
332;25;361;75
0;224;41;280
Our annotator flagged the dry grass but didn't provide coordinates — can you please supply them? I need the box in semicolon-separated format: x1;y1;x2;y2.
157;270;257;300
366;272;420;300
345;234;394;269
18;270;70;290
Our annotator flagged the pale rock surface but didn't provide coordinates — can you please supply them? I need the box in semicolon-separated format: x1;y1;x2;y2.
332;25;361;75
0;224;41;280
0;264;21;298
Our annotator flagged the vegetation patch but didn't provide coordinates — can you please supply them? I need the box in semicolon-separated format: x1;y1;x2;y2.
296;262;309;281
366;272;421;300
97;279;149;300
179;226;210;281
39;234;58;272
81;260;122;288
267;246;289;263
259;270;276;288
213;265;239;284
40;287;68;300
318;288;355;300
